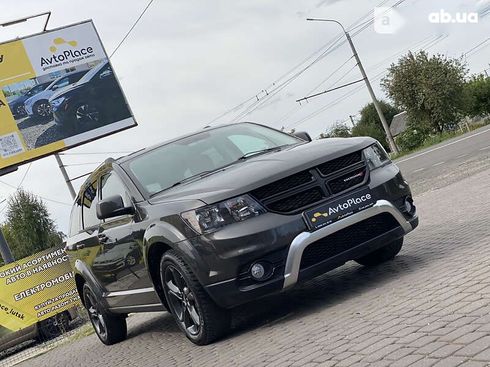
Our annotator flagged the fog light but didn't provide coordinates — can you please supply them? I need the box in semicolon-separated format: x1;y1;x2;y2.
251;263;265;280
404;197;415;215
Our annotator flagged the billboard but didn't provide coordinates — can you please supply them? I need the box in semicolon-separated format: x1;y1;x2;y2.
0;20;136;170
0;246;80;335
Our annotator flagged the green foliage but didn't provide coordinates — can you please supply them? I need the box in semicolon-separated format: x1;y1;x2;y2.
382;51;467;133
321;122;351;138
1;189;65;261
351;100;400;150
395;128;427;151
463;74;490;117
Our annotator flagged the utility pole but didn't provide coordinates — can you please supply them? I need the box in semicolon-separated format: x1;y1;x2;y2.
0;233;14;264
349;115;356;127
307;18;399;153
55;154;76;200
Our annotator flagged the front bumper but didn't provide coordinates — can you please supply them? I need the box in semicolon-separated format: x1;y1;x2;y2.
200;165;418;308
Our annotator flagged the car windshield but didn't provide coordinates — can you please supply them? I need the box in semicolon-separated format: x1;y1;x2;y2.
124;123;301;196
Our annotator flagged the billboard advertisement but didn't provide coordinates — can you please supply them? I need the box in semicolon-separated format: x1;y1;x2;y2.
0;246;80;335
0;20;136;170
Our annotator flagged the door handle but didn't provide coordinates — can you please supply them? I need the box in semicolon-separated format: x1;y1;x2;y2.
98;234;115;245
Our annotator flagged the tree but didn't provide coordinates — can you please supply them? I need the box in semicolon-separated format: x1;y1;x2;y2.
321;122;351;138
382;51;467;133
463;74;490;118
1;189;65;261
351;100;400;150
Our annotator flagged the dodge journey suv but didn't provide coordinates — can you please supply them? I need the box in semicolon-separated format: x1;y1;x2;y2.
65;122;418;345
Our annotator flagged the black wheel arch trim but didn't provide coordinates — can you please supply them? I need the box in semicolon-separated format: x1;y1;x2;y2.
74;259;109;310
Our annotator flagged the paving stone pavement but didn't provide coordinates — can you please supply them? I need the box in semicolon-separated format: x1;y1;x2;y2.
15;168;490;367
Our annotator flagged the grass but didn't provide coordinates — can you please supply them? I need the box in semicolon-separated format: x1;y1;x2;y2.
390;119;490;160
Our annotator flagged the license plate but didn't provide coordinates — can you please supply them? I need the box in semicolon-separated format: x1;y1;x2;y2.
304;188;375;230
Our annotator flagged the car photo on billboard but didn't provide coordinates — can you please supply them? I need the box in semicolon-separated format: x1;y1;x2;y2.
7;81;51;119
0;20;137;172
23;70;88;121
49;60;131;135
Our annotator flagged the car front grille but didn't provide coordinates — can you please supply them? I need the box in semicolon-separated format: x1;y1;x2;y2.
250;150;367;214
299;213;400;270
317;151;363;176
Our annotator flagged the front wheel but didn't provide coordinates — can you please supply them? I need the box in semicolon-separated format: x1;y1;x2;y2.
83;283;127;345
160;250;230;345
73;102;103;133
355;238;404;266
33;100;52;120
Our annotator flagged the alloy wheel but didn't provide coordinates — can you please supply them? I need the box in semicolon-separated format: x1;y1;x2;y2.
16;105;25;116
85;291;107;339
164;265;202;336
36;102;51;118
76;103;100;123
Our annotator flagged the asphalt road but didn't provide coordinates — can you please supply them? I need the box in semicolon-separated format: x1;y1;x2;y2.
395;125;490;195
7;126;490;367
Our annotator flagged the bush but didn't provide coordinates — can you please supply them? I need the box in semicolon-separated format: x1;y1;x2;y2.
396;128;426;151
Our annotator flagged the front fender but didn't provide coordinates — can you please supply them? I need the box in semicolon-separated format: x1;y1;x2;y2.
143;222;210;286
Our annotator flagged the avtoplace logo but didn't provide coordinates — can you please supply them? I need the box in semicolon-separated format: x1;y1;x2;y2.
40;37;95;67
310;193;372;223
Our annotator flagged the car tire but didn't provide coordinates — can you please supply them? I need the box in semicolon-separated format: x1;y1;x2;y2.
160;250;230;345
33;100;52;120
355;238;404;266
73;102;103;133
82;283;127;345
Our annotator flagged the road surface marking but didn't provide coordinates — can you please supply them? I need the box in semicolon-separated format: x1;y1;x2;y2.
479;145;490;151
456;154;468;159
433;161;445;167
396;127;490;164
413;167;425;173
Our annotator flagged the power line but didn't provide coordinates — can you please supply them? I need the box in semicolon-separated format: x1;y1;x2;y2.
227;0;409;124
17;163;31;188
110;0;155;58
464;38;490;58
287;33;448;129
62;162;103;167
59;151;133;155
205;0;399;126
0;180;71;206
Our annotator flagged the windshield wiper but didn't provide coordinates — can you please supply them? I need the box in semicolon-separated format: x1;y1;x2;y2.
237;146;285;161
150;169;222;197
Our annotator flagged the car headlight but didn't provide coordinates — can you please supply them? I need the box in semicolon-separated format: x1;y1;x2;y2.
181;195;266;234
50;96;66;108
363;143;390;169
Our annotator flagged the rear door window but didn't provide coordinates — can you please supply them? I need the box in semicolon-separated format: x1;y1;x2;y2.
82;180;100;229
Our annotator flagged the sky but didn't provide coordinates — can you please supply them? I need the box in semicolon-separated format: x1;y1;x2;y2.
0;0;488;233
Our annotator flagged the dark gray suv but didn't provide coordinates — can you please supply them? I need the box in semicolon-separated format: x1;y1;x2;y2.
65;122;418;345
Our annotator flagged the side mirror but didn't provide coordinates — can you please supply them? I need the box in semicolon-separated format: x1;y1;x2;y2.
293;131;312;142
96;195;134;220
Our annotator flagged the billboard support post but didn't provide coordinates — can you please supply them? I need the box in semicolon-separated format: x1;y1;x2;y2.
0;231;14;264
55;154;76;200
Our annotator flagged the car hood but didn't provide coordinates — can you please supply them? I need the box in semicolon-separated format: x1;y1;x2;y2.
24;90;53;106
148;137;375;205
50;81;88;101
